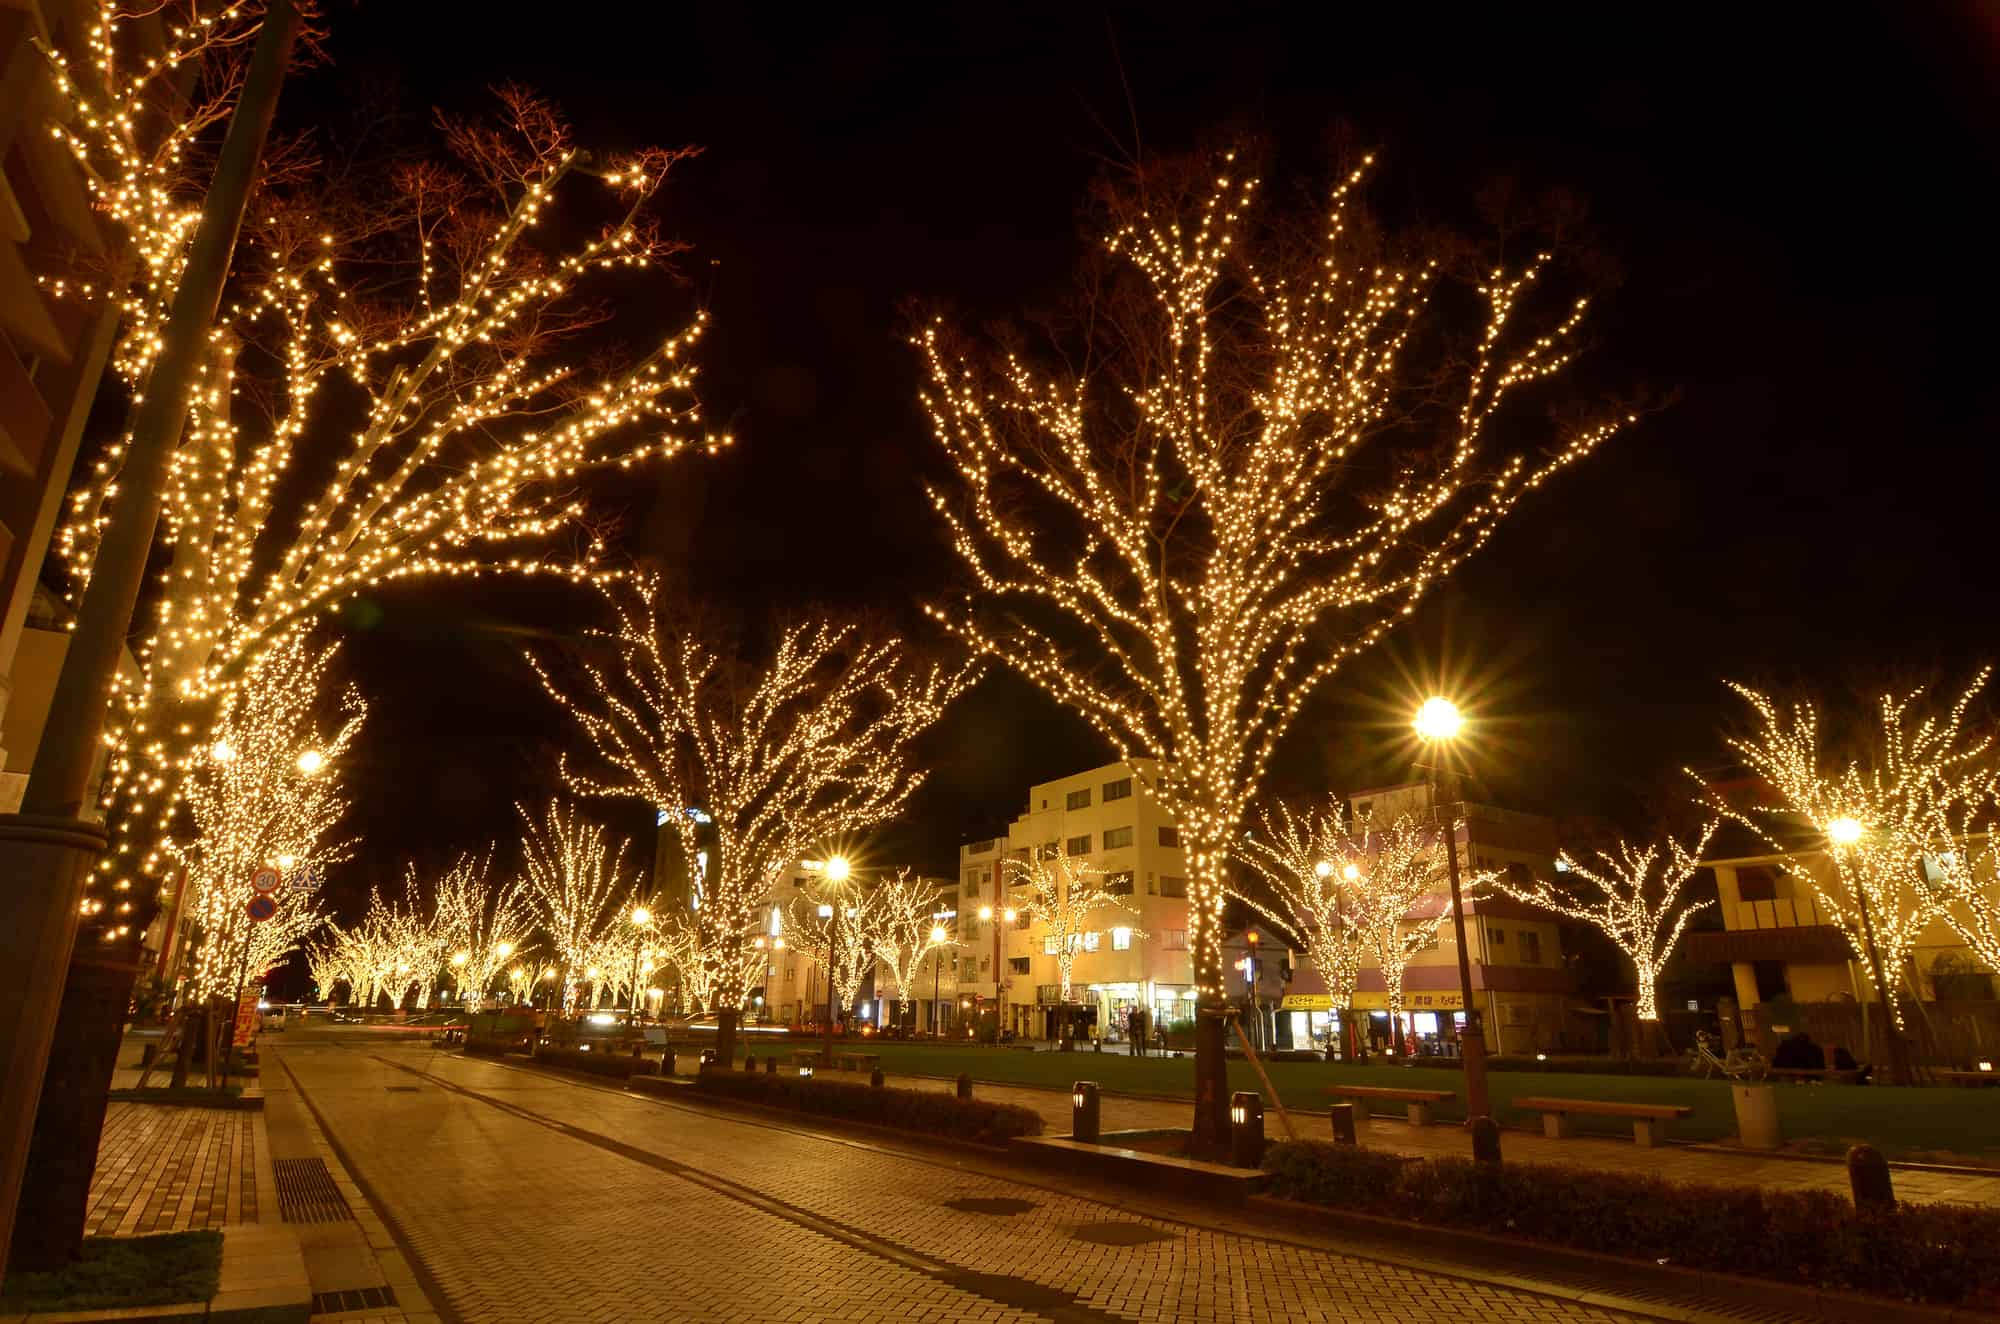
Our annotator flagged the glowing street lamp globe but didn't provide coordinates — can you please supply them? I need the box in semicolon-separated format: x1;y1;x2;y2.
930;924;948;943
1342;863;1361;882
1413;697;1463;742
630;906;653;926
451;951;470;967
1314;860;1333;879
1827;816;1865;847
495;941;514;959
824;855;851;882
295;748;326;775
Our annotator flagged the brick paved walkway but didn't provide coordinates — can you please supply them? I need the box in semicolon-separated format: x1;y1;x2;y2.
85;1102;262;1236
280;1044;1651;1324
821;1067;2000;1208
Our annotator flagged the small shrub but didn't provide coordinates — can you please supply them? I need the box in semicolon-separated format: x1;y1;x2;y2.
1261;1140;2000;1308
462;1035;522;1057
533;1045;659;1079
692;1068;1043;1144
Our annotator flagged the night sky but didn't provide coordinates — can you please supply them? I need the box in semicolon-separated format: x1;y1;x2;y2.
283;4;2000;921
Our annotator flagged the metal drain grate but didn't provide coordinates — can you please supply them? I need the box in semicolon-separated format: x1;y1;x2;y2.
274;1157;353;1223
310;1284;398;1315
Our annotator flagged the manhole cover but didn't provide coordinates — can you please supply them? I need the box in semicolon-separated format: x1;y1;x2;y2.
944;1196;1037;1216
1068;1221;1175;1246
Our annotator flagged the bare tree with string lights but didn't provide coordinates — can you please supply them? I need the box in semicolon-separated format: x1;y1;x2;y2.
519;801;632;1016
1008;845;1140;1042
917;144;1632;1146
1711;672;1997;1082
1497;825;1717;1024
1234;802;1371;1059
869;872;958;1033
532;574;972;1065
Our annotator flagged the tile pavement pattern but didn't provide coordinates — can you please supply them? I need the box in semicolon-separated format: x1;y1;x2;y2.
85;1102;260;1235
281;1048;1644;1324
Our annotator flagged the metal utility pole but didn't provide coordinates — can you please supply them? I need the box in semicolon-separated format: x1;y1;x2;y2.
1431;764;1492;1122
0;1;300;1277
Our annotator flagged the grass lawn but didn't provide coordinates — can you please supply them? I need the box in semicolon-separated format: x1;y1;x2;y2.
850;1044;2000;1161
0;1230;221;1312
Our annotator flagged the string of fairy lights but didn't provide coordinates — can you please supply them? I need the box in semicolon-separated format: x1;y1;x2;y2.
519;800;632;1016
1498;825;1718;1022
916;150;1627;1010
35;3;722;956
532;574;973;1021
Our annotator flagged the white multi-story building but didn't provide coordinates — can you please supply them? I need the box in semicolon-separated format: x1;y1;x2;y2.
958;760;1197;1042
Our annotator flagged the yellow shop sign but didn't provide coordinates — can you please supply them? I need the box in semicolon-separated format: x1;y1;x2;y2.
1279;991;1465;1012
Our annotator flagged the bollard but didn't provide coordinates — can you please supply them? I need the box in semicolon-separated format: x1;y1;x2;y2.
1848;1143;1895;1211
1470;1116;1502;1165
1328;1103;1357;1146
660;1047;677;1076
955;1073;973;1101
1072;1081;1101;1144
764;1055;777;1074
1229;1091;1265;1169
699;1048;717;1071
870;1067;885;1088
744;1053;756;1073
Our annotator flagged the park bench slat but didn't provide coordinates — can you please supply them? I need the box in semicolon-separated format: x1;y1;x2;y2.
1328;1083;1455;1127
1513;1095;1692;1148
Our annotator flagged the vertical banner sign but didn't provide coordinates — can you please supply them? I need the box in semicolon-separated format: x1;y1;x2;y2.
232;989;260;1047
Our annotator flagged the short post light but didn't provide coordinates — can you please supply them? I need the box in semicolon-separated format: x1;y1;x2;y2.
1072;1081;1101;1144
1229;1091;1265;1169
799;1061;814;1080
1328;1102;1357;1145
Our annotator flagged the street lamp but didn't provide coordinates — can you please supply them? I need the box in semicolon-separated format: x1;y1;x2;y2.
1413;695;1490;1123
807;855;851;1064
930;922;948;1036
628;905;654;1021
1822;816;1911;1084
295;748;325;776
977;903;1017;1043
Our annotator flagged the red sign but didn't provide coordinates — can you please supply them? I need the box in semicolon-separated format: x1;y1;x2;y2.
232;990;260;1048
251;868;281;894
245;894;278;922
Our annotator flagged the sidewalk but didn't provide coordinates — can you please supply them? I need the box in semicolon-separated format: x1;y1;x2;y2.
801;1063;2000;1208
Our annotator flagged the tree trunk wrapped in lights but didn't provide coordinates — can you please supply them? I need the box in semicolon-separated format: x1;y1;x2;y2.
917;145;1629;1146
519;801;631;1017
1234;803;1371;1058
1497;824;1717;1023
532;575;972;1066
1714;675;1997;1076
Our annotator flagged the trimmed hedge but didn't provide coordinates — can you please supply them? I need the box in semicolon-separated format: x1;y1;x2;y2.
1262;1140;2000;1308
692;1067;1043;1144
462;1035;521;1057
533;1045;659;1079
1406;1054;1687;1078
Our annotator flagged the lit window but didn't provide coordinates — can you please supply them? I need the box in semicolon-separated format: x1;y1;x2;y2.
1159;877;1188;899
1112;928;1132;951
1081;932;1101;952
1162;929;1187;951
1105;871;1134;895
1043;936;1059;955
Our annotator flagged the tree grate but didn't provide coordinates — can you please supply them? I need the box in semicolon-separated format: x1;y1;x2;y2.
274;1157;353;1223
310;1284;398;1314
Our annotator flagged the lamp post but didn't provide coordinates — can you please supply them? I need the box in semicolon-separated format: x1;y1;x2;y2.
931;922;947;1037
806;855;850;1065
977;903;1016;1043
1825;817;1913;1086
628;906;653;1023
1414;696;1490;1123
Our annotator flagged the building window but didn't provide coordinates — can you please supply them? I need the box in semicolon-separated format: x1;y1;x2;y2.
1505;861;1532;887
1519;931;1543;965
1008;956;1030;975
1066;833;1091;856
1103;777;1132;802
1162;929;1187;950
1160;877;1188;899
1158;826;1181;847
965;838;996;855
1112;927;1133;951
1489;927;1506;945
1043;936;1059;956
1080;931;1101;953
979;956;990;973
1105;871;1134;895
1066;788;1092;810
1102;826;1133;850
1039;841;1058;860
964;876;981;899
1736;867;1779;902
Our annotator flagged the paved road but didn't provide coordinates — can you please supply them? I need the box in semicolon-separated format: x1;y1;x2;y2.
272;1036;1659;1324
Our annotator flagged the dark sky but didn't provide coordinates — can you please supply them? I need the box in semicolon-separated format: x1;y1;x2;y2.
295;3;2000;919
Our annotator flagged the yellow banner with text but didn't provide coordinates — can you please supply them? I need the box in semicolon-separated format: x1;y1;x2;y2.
1279;991;1465;1012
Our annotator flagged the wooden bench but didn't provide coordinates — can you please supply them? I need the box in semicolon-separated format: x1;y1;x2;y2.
1514;1095;1693;1148
1939;1069;2000;1088
831;1051;880;1073
1328;1084;1457;1128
